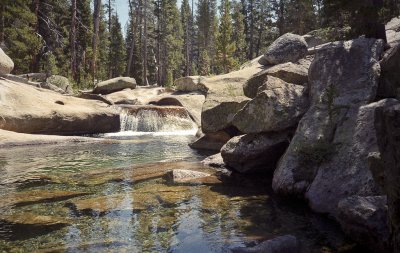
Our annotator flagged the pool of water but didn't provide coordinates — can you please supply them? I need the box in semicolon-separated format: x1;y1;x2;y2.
0;134;357;252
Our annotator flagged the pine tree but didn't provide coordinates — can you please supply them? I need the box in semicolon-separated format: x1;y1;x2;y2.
0;0;42;74
181;0;192;76
216;0;237;73
232;1;246;64
109;14;126;78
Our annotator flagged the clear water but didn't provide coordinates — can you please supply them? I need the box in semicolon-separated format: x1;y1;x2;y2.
0;134;357;253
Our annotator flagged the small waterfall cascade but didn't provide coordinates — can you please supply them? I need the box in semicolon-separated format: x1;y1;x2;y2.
118;105;197;133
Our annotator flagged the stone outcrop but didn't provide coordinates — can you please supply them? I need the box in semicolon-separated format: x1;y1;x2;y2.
337;196;390;253
189;131;231;151
375;101;400;252
201;95;250;133
386;16;400;47
272;38;384;203
174;76;208;93
243;70;269;98
0;48;14;75
233;76;309;134
264;62;308;86
221;132;290;173
93;77;137;95
46;75;74;95
0;79;120;135
261;33;308;65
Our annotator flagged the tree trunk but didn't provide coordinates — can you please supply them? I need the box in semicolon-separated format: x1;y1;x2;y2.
143;0;148;85
92;0;101;85
71;0;77;81
108;0;112;78
126;0;136;76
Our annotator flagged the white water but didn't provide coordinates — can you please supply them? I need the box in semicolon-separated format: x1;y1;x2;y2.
109;106;198;136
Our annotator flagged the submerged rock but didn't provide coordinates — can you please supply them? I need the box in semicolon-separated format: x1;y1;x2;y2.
93;77;136;95
273;38;384;199
233;76;309;134
0;190;88;209
221;132;290;173
0;212;71;240
231;235;300;253
262;33;308;65
337;196;390;253
167;169;221;185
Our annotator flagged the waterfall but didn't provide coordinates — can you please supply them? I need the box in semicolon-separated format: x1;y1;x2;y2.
118;105;197;134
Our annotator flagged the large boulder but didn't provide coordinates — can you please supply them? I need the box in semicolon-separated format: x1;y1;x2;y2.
386;16;400;47
375;101;400;252
201;95;250;133
262;33;308;65
273;38;384;199
93;77;136;95
305;100;397;216
221;132;290;173
174;76;208;93
243;70;269;98
233;76;309;134
379;43;400;98
0;79;120;135
337;196;390;253
0;48;14;75
46;75;74;95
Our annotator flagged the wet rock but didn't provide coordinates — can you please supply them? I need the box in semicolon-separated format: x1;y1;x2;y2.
233;76;309;133
337;196;390;253
0;190;88;209
0;48;14;75
375;101;400;252
67;185;191;215
93;77;136;95
189;131;231;151
167;169;222;185
263;33;308;65
273;38;384;198
35;241;129;253
0;212;71;240
221;132;290;173
201;95;250;133
201;153;226;169
231;235;300;253
174;76;208;93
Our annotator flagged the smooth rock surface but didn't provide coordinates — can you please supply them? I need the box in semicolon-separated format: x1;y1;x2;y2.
0;48;14;75
233;76;309;133
93;77;137;95
264;62;308;86
0;79;120;135
273;38;384;198
337;196;390;253
174;76;208;93
263;33;308;65
221;132;290;173
167;169;221;184
243;70;269;98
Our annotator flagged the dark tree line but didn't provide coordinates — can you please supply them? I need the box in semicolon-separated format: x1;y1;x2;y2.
0;0;399;88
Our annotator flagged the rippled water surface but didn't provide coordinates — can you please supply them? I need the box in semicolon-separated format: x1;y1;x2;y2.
0;134;355;252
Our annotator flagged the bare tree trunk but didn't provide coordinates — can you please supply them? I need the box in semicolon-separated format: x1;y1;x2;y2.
108;0;112;78
278;0;285;35
126;0;135;76
185;11;190;76
248;0;254;59
0;3;4;44
71;0;77;81
92;0;101;85
31;0;40;73
143;0;148;85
